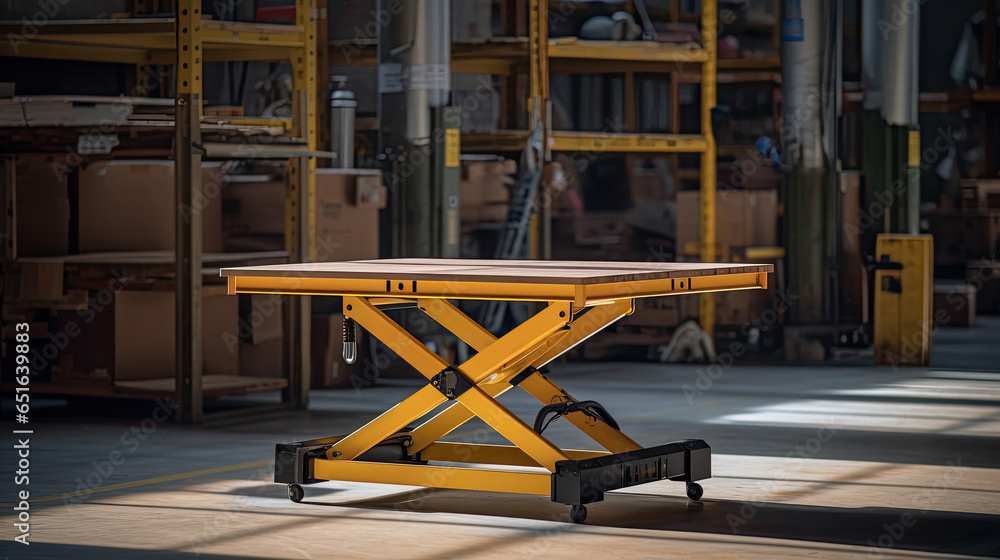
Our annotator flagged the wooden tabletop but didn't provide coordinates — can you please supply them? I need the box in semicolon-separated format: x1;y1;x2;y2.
220;258;772;286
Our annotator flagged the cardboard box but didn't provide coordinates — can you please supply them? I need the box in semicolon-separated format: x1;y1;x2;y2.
311;313;371;388
463;203;510;223
460;157;515;223
618;296;697;327
929;213;1000;263
58;288;238;382
453;74;501;133
452;0;492;41
959;179;1000;213
933;283;976;327
14;159;70;256
79;160;225;253
677;189;778;250
714;289;772;326
629;159;673;201
719;158;782;190
240;293;283;345
574;211;630;246
240;339;283;378
314;169;385;262
967;260;1000;313
3;262;63;301
222;174;285;235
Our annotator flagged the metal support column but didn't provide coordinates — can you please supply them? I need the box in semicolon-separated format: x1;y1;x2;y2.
699;0;718;336
284;0;318;409
175;0;203;422
528;0;550;260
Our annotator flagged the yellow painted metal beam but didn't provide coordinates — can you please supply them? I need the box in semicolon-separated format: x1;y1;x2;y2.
345;297;451;377
0;41;150;64
228;273;766;305
420;442;609;467
327;385;445;460
580;272;766;304
419;299;497;351
312;459;552;496
518;374;642;454
460;131;709;154
548;40;708;62
454;386;570;471
200;27;304;48
227;275;580;302
551;132;708;153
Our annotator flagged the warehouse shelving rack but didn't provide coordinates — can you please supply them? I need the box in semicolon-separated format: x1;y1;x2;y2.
326;0;721;332
0;0;320;422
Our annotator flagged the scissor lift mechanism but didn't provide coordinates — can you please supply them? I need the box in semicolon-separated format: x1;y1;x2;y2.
221;259;771;523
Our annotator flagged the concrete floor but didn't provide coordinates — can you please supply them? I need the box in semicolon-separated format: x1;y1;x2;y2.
3;320;1000;559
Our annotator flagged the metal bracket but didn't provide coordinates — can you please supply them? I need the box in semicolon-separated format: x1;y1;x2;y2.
430;367;473;400
874;254;903;271
881;276;902;294
508;366;538;387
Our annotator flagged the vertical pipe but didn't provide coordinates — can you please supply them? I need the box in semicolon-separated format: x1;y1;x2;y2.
782;0;838;324
881;0;919;128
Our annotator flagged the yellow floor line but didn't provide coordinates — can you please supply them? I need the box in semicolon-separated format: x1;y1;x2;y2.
14;459;272;506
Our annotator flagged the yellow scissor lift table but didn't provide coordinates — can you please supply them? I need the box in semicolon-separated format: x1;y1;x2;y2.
221;258;772;523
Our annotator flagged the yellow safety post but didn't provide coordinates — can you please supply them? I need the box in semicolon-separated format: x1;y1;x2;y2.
873;234;934;366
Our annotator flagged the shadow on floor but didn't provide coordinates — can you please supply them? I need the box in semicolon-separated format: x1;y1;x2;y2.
316;487;1000;558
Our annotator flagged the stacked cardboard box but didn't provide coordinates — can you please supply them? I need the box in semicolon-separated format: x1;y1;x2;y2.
959;179;1000;213
315;169;386;261
56;286;238;382
311;313;371;389
618;295;699;330
13;159;70;257
676;189;779;256
934;282;977;327
460;157;515;223
452;0;492;41
222;173;285;252
238;294;284;378
78;160;225;253
967;260;1000;314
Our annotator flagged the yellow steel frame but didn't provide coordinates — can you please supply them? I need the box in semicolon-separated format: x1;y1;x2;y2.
229;264;764;494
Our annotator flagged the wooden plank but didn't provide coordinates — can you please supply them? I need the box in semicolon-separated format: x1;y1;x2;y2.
220;258;773;285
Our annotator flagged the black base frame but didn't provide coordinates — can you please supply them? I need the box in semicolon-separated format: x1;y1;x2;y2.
275;433;710;508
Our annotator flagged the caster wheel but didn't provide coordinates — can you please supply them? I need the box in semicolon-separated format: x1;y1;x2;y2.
287;484;304;503
569;505;587;524
686;482;704;501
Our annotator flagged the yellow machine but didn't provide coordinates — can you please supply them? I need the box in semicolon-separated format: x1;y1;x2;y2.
873;234;934;367
221;258;771;523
